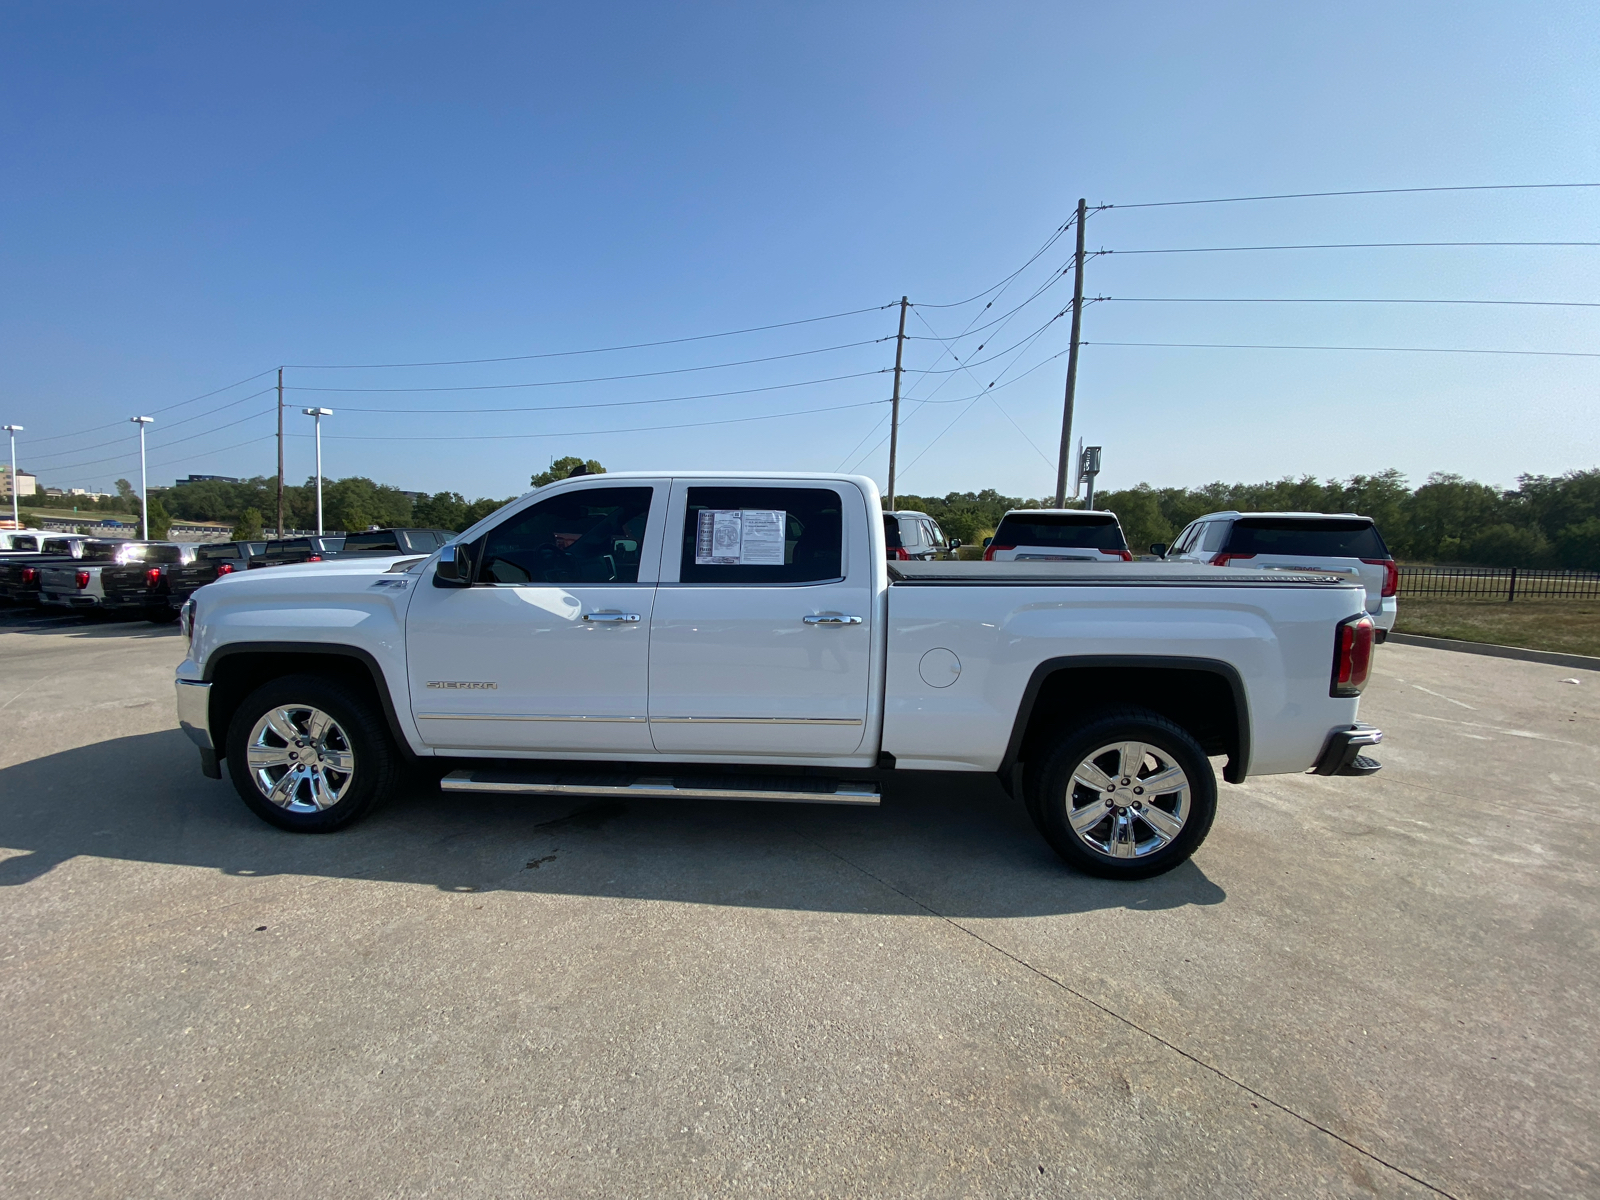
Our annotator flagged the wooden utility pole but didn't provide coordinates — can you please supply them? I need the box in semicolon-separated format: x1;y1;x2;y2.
275;367;285;537
885;296;908;510
1053;198;1088;507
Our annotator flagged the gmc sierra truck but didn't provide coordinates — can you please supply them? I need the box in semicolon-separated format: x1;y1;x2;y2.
175;472;1382;879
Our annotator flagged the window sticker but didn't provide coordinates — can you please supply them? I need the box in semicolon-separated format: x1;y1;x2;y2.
695;509;787;565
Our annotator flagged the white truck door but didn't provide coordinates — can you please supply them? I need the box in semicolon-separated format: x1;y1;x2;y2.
405;481;664;753
648;480;872;757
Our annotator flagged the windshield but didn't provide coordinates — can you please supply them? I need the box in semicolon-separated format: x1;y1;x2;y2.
1224;518;1389;558
993;514;1127;550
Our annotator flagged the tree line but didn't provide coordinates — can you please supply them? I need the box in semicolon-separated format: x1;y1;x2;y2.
897;468;1600;568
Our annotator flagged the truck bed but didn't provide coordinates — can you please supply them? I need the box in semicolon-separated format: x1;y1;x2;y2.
888;561;1347;587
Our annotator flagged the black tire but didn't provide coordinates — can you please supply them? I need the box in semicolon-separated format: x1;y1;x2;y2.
225;673;399;832
146;606;180;624
1024;706;1217;880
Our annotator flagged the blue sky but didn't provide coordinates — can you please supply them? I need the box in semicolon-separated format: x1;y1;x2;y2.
3;2;1597;501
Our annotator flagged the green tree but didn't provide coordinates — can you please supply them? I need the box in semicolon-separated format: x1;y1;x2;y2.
145;494;173;539
531;456;605;488
1467;524;1550;567
231;508;264;540
1552;518;1600;571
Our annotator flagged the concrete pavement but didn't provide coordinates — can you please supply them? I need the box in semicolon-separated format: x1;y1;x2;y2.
1;610;1595;1198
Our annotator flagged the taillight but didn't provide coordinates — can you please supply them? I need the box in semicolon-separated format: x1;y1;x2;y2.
1363;558;1398;598
1332;614;1376;697
146;567;162;588
308;555;321;562
1210;552;1256;567
984;544;1014;561
216;562;235;575
1101;548;1134;561
21;567;36;584
890;547;910;561
75;570;90;589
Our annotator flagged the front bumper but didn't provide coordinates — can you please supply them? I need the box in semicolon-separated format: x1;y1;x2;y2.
1311;723;1383;776
176;678;220;778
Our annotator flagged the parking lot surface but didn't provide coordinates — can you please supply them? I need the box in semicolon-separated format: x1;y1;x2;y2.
1;607;1595;1198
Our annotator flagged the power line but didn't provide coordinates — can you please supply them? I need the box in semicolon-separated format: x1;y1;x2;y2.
299;398;889;442
285;339;892;393
19;369;277;448
914;212;1080;309
911;308;1055;469
282;305;895;369
1105;182;1600;210
1100;241;1600;255
26;388;277;464
36;409;277;474
1103;296;1600;308
1084;340;1600;358
326;370;888;415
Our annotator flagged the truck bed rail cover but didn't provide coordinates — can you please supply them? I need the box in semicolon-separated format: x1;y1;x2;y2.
889;561;1351;586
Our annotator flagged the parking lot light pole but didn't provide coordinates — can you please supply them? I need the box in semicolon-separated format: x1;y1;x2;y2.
302;408;332;535
130;416;154;540
3;424;22;530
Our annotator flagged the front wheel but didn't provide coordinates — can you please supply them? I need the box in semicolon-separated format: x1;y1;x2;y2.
225;674;399;832
1025;707;1217;879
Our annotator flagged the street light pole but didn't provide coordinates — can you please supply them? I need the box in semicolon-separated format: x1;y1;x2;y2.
302;408;332;535
130;417;154;540
3;424;22;530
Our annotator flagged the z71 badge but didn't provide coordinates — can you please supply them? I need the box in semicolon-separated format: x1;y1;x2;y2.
425;681;498;690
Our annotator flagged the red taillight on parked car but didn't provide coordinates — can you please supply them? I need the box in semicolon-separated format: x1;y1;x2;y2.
1332;614;1376;697
307;555;321;562
890;547;910;561
75;570;90;589
983;544;1014;561
146;567;162;588
216;562;235;575
1209;552;1257;567
1363;557;1399;598
21;567;36;584
1100;548;1134;561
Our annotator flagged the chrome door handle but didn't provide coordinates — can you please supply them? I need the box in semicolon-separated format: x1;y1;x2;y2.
803;614;862;625
583;612;641;622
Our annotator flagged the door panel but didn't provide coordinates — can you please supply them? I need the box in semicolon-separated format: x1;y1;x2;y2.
648;482;872;757
405;483;661;753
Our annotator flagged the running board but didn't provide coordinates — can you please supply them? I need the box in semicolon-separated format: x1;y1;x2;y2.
440;768;880;806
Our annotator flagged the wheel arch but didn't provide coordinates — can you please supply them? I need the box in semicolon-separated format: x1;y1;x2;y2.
204;642;416;762
998;656;1250;788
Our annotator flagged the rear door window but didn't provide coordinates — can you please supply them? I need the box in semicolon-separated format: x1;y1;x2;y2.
1224;518;1389;557
882;515;904;551
342;531;401;553
679;486;843;584
994;514;1127;551
478;487;653;585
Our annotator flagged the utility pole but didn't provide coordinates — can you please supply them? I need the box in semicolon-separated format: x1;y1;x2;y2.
3;425;21;530
275;367;285;538
130;416;154;540
1053;198;1088;507
885;296;908;510
302;408;332;534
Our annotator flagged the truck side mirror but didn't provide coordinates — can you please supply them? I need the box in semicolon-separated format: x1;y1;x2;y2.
949;538;962;551
435;542;472;586
1149;543;1168;558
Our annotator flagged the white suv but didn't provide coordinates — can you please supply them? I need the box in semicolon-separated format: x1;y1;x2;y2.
1159;511;1397;639
984;510;1132;562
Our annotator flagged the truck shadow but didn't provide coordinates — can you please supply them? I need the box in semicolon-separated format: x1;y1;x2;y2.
0;730;1226;918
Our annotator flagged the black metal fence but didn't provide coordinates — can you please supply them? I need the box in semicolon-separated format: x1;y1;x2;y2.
1399;566;1600;602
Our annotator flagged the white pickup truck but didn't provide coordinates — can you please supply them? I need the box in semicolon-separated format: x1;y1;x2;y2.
174;472;1382;879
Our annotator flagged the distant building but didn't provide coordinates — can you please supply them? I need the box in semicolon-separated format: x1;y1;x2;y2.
175;474;241;486
67;487;112;500
0;466;37;500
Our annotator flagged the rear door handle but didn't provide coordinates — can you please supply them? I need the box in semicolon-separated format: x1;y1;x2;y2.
583;612;642;622
803;614;862;625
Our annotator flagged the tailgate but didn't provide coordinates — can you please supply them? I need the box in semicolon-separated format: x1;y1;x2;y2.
39;567;79;591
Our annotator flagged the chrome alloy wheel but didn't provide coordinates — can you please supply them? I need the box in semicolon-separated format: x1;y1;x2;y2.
1064;740;1191;859
246;705;356;812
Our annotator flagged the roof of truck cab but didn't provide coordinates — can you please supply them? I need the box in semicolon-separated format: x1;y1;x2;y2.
1192;511;1370;521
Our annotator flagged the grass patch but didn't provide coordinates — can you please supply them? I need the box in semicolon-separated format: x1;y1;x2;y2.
1395;596;1600;658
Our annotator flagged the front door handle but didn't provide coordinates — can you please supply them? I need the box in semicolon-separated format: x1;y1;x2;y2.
803;614;863;626
583;612;642;623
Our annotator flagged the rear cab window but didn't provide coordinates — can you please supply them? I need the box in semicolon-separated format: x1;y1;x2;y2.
1224;518;1389;558
679;486;843;584
994;513;1128;552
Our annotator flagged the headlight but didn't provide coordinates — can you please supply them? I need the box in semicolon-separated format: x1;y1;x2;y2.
180;597;196;649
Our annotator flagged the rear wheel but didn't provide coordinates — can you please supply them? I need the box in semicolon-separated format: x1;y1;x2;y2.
1025;707;1216;879
225;674;399;832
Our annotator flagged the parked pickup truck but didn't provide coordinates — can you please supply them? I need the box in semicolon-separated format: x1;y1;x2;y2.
174;473;1382;879
162;541;268;611
40;541;191;615
0;537;93;604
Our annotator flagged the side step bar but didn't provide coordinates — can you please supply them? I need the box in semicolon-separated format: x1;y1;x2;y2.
441;768;880;806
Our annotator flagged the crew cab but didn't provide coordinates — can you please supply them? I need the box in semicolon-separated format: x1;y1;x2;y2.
175;473;1382;880
248;535;347;568
40;541;190;615
0;537;91;604
162;541;268;610
1158;512;1398;639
